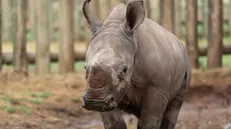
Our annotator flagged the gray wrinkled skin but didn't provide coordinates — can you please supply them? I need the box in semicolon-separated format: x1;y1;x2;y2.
82;1;191;129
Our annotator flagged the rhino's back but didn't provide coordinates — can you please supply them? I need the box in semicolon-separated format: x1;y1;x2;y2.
133;18;188;95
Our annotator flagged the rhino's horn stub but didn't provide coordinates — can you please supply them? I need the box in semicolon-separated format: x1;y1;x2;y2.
82;0;102;33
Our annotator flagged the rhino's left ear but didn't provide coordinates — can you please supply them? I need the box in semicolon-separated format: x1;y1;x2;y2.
123;1;145;34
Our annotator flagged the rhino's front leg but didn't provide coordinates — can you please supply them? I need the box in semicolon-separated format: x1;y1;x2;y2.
100;108;127;129
138;86;168;129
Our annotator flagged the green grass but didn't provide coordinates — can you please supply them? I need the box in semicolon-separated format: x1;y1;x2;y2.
18;105;31;115
0;105;17;113
30;91;52;99
0;104;31;115
0;96;11;102
29;98;43;105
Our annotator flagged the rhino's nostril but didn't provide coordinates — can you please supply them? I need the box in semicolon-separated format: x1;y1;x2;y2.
110;97;114;102
106;95;115;103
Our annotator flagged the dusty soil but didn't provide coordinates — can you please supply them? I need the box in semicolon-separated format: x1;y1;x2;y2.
0;72;231;129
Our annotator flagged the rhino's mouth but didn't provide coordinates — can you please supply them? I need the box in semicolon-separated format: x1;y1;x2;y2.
82;96;117;112
82;100;117;112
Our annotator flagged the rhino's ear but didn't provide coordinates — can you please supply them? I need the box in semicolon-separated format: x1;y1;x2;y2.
123;1;145;34
82;0;102;33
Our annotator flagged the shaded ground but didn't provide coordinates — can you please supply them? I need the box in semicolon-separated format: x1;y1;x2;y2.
0;72;231;129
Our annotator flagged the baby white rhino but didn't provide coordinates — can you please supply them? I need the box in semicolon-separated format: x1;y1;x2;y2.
82;0;191;129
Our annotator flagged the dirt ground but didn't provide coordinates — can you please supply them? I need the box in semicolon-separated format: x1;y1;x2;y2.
0;72;231;129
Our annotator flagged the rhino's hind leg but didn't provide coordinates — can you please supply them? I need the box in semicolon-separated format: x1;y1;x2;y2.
100;108;127;129
160;73;189;129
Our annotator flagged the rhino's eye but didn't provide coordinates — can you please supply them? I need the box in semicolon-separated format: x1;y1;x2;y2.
123;67;127;73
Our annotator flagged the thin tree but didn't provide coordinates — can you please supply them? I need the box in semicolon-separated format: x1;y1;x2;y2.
160;0;175;33
207;0;223;68
174;0;182;37
48;0;54;42
186;0;198;68
0;0;2;71
229;0;231;36
203;0;209;38
59;0;74;73
15;0;27;73
29;0;37;41
36;0;50;75
10;0;17;66
2;0;12;41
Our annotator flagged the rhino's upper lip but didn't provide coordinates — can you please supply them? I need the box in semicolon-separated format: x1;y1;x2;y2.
82;100;116;112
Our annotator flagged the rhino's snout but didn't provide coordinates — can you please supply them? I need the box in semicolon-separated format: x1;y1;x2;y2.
82;94;117;112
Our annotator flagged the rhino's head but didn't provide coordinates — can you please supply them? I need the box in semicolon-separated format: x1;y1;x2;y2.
82;0;145;112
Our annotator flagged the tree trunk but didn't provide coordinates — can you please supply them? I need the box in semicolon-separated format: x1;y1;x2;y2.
74;0;81;41
186;0;198;68
2;0;12;41
59;0;74;73
174;0;182;37
203;0;209;38
15;0;27;73
144;0;151;18
159;0;175;33
36;0;50;75
207;0;223;68
0;0;2;71
229;0;231;36
29;0;37;41
10;0;17;66
48;0;54;42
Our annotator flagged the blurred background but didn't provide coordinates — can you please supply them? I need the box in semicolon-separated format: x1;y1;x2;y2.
0;0;230;129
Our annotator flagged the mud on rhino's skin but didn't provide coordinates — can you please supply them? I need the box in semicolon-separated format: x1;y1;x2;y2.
81;0;191;129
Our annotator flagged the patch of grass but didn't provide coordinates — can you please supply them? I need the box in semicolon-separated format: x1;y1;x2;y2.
0;96;11;102
29;98;43;105
18;105;31;115
30;91;52;99
0;105;17;113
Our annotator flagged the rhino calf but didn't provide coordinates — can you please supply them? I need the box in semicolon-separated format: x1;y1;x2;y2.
82;0;191;129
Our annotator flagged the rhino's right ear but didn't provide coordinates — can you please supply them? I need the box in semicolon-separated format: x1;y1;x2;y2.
123;1;145;34
82;0;102;33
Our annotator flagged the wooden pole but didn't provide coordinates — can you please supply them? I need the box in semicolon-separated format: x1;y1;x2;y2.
0;0;2;71
229;0;231;36
207;0;223;68
186;0;199;68
59;0;74;73
15;0;27;73
159;0;175;33
36;0;50;75
10;0;17;66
